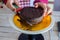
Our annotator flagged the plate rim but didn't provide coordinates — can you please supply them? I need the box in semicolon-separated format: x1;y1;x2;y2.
9;13;55;34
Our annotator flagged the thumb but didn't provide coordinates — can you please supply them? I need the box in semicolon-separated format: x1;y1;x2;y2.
34;3;39;8
47;6;52;15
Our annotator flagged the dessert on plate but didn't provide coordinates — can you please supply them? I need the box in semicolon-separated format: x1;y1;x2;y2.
13;6;51;31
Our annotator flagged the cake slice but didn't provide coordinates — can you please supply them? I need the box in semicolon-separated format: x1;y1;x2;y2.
17;6;44;26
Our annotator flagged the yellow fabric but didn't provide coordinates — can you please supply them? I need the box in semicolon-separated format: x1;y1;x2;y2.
13;14;51;31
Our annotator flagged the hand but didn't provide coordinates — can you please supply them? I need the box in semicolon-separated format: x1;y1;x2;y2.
34;2;52;17
5;0;20;11
47;6;52;15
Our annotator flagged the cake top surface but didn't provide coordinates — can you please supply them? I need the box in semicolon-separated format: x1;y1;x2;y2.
19;7;44;20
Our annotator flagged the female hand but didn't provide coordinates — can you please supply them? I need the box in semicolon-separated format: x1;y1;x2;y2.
5;0;20;11
34;2;52;17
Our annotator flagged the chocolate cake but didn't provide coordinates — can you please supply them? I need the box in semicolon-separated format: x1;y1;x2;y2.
17;6;44;26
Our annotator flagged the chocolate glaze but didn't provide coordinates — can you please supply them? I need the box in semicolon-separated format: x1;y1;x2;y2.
18;7;44;20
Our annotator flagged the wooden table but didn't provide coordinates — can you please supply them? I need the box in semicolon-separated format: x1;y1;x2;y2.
0;4;60;40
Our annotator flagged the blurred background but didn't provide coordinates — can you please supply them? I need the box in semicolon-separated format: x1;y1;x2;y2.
48;0;54;9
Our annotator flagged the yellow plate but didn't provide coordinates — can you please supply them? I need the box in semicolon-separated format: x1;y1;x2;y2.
13;14;51;31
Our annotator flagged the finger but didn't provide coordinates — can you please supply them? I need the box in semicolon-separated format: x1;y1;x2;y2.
14;0;20;7
48;12;52;15
6;0;16;11
34;3;39;8
44;8;52;16
48;9;52;15
47;6;52;15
